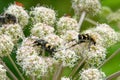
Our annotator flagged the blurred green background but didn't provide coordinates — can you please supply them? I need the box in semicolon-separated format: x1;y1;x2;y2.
0;0;120;16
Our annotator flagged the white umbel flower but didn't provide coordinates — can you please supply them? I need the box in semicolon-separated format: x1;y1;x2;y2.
19;36;40;55
30;6;56;26
0;64;7;80
21;36;39;47
83;45;106;66
16;46;38;66
80;68;106;80
64;41;94;57
54;49;79;68
22;55;48;78
20;36;42;54
31;23;54;38
61;77;71;80
0;34;14;57
44;57;55;72
0;24;25;43
72;0;101;15
44;57;55;67
5;4;29;28
57;16;78;34
95;24;120;47
60;30;79;42
60;30;80;55
43;34;64;46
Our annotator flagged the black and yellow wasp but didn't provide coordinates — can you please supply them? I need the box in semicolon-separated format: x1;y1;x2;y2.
66;33;96;49
0;13;17;25
33;39;57;56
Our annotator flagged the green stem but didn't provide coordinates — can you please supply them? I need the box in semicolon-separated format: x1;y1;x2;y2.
106;71;120;80
0;59;18;80
7;54;25;80
52;64;59;80
78;11;86;32
69;57;86;78
32;75;36;80
98;48;120;69
42;75;47;80
42;50;45;57
73;73;80;80
85;18;98;25
53;64;63;80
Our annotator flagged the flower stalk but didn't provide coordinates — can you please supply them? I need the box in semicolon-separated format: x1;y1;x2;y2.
0;59;18;80
78;11;86;31
53;64;64;80
85;18;98;25
106;71;120;80
69;57;86;78
7;54;25;80
42;76;47;80
42;50;45;57
31;75;36;80
98;48;120;69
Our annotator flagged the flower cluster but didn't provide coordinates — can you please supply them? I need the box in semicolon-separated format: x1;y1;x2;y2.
54;49;79;68
16;36;55;78
61;77;71;80
30;6;56;26
5;4;29;28
72;0;101;15
21;55;49;78
57;16;78;34
60;30;79;42
43;34;64;46
83;45;106;66
0;64;8;80
16;46;38;66
95;24;120;47
80;68;106;80
21;36;39;47
31;23;54;38
60;30;80;55
0;24;25;43
0;34;14;57
80;23;120;66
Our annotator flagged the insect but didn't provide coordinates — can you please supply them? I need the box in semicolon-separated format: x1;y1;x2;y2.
66;33;96;49
15;1;24;7
0;13;17;25
33;39;57;56
78;34;96;45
